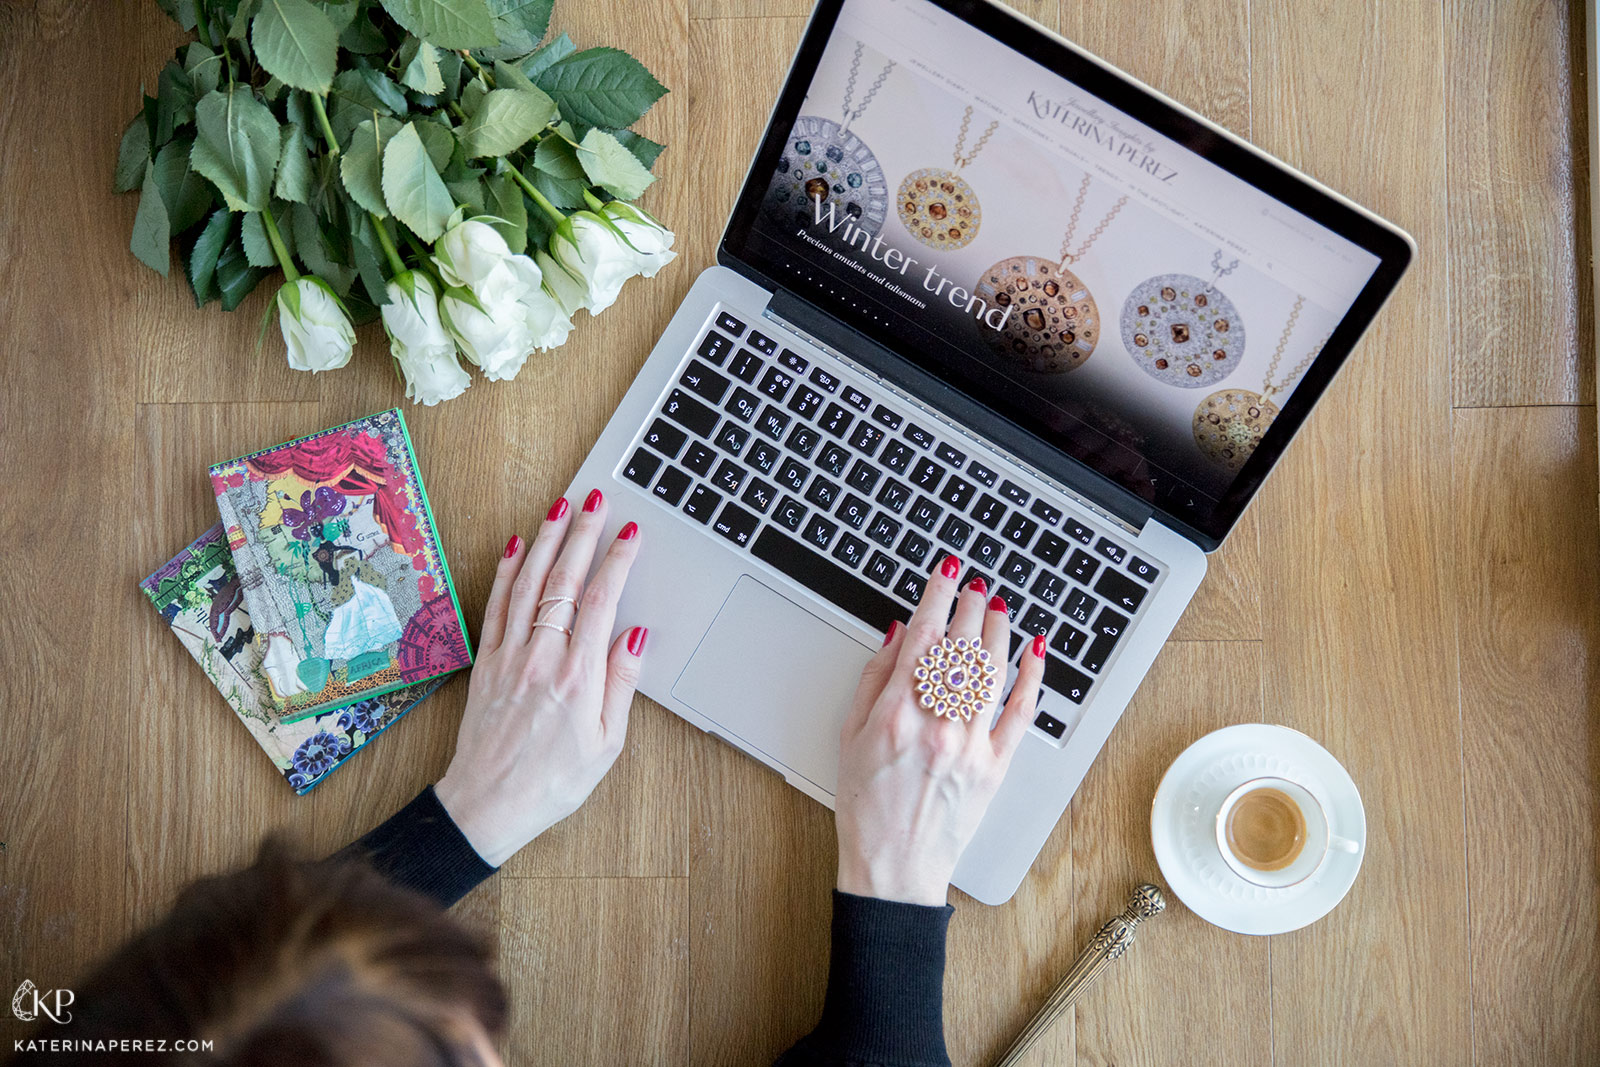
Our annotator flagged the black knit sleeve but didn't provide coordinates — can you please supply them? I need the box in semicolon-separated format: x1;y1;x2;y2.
335;785;496;908
774;890;954;1067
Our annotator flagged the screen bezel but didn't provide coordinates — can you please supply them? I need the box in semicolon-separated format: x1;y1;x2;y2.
717;0;1414;548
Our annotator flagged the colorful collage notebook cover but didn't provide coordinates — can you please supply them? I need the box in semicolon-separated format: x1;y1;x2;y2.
208;409;472;722
140;524;448;794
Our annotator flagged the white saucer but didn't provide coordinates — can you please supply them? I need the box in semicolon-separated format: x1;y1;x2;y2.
1150;724;1367;935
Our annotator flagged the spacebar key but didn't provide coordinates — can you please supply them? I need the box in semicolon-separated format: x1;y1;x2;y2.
750;528;910;635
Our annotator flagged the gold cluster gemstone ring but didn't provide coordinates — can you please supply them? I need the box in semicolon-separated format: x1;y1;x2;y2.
914;636;1000;722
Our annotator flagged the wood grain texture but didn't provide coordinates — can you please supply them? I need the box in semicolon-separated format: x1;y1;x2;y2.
1453;405;1600;1065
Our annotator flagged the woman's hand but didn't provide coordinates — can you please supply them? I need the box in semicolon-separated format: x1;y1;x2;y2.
435;489;647;866
833;555;1046;905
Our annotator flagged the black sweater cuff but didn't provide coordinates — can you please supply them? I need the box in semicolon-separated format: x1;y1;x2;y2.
780;890;954;1067
338;785;496;908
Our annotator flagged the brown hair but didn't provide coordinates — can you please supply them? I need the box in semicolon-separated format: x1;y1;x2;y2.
17;838;507;1065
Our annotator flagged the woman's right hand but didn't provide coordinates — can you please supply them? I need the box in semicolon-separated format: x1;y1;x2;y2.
832;555;1046;905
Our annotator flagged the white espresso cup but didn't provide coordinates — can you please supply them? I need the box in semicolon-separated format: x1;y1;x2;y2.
1214;776;1361;888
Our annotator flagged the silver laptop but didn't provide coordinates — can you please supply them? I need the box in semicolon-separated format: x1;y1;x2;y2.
563;0;1413;904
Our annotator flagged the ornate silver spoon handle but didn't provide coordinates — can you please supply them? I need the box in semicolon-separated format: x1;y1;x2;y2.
990;884;1166;1067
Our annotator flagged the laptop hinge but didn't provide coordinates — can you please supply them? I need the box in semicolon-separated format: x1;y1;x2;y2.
764;307;1145;541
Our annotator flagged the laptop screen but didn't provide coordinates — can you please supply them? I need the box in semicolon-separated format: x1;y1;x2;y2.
720;0;1411;546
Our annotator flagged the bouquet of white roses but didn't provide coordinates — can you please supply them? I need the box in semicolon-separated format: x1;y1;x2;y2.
115;0;675;405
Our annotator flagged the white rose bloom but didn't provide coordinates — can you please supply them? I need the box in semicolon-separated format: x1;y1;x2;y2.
442;262;536;382
602;201;678;278
535;249;588;317
278;277;355;373
381;272;470;406
550;212;644;315
507;256;574;352
433;218;515;289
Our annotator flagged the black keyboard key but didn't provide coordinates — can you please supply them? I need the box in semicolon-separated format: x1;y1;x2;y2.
882;439;915;475
622;447;661;488
644;418;687;459
842;386;871;411
1001;512;1039;547
1030;499;1064;526
698;329;734;365
758;366;795;401
820;402;854;438
875;479;912;514
938;475;975;511
817;442;851;477
715;311;745;336
1092;606;1130;640
712;501;760;547
1065;549;1099;584
1034;710;1068;739
907;495;942;532
999;551;1035;587
934;442;967;467
893;568;926;604
751;528;909;635
809;366;840;392
1064;588;1096;625
805;475;841;510
728;349;763;383
895;529;931;567
788;385;825;419
999;479;1031;506
679;359;731;404
662;389;719;436
972;494;1006;529
714;421;749;456
867;513;902;548
848;422;886;456
937;514;973;550
747;329;777;356
652;465;692;505
1031;571;1067;607
1035;530;1069;567
801;513;838;550
832;532;868;568
836;493;872;530
1094;537;1128;564
741;478;777;513
910;457;945;491
864;550;897;587
872;405;903;430
755;404;791;441
1080;631;1117;674
774;495;807;531
967;460;998;486
725;387;760;422
682;484;720;524
1128;556;1161;583
846;459;881;494
1063;517;1094;544
904;423;935;449
1095;569;1148;613
683;440;716;477
1043;657;1093;703
776;458;808;491
779;348;808;374
786;424;820;458
971;533;1004;568
1019;604;1056;639
995;585;1026;617
711;458;747;495
747;439;781;474
1050;622;1088;660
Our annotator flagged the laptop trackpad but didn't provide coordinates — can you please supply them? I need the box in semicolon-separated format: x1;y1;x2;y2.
673;575;874;795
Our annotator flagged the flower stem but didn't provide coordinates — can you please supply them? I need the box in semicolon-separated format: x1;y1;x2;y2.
508;166;566;225
448;101;470;123
582;189;607;213
458;50;492;85
368;214;408;277
311;94;341;158
194;2;214;47
261;207;300;282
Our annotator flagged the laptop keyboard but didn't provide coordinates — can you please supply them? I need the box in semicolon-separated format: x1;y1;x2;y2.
619;305;1166;741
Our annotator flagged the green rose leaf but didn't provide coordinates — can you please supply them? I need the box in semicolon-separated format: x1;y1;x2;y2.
114;113;152;192
522;157;584;210
377;0;498;50
316;0;359;32
341;116;401;216
186;209;232;305
398;39;445;94
131;161;172;276
274;125;314;203
382;122;455;241
152;138;215;233
414;117;456;171
577;128;654;200
611;128;664;171
535;47;666;129
338;6;387;53
460;87;556;158
183;42;223;97
241;208;295;268
480;0;554;62
533;135;583;179
155;0;200;32
519;32;573;80
190;88;282;212
230;0;260;36
251;0;339;94
484;170;528;253
291;202;357;295
216;236;266;311
348;212;392;306
358;66;410;115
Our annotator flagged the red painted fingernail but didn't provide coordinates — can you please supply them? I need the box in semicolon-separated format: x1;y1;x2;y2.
618;521;638;541
967;576;987;596
547;497;569;521
882;620;900;647
939;554;960;580
1032;635;1047;659
583;488;603;513
627;626;649;656
989;594;1010;616
503;534;522;559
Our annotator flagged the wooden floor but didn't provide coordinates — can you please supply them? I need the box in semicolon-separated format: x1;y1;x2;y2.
2;0;1596;1064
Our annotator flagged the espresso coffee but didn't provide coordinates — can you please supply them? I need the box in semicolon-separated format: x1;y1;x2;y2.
1224;786;1307;871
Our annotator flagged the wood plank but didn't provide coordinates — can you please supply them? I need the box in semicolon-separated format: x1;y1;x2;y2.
1251;0;1473;1061
499;877;689;1064
1453;405;1600;1065
1447;0;1595;407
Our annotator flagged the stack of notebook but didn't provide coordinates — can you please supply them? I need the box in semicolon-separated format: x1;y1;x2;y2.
140;410;473;793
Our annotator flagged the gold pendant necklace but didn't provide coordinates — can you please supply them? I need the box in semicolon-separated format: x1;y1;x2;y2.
972;174;1128;373
1192;295;1325;471
897;105;999;251
767;42;895;234
1120;251;1246;387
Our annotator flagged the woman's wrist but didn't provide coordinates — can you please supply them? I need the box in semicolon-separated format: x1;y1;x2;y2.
836;846;951;907
434;771;523;868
